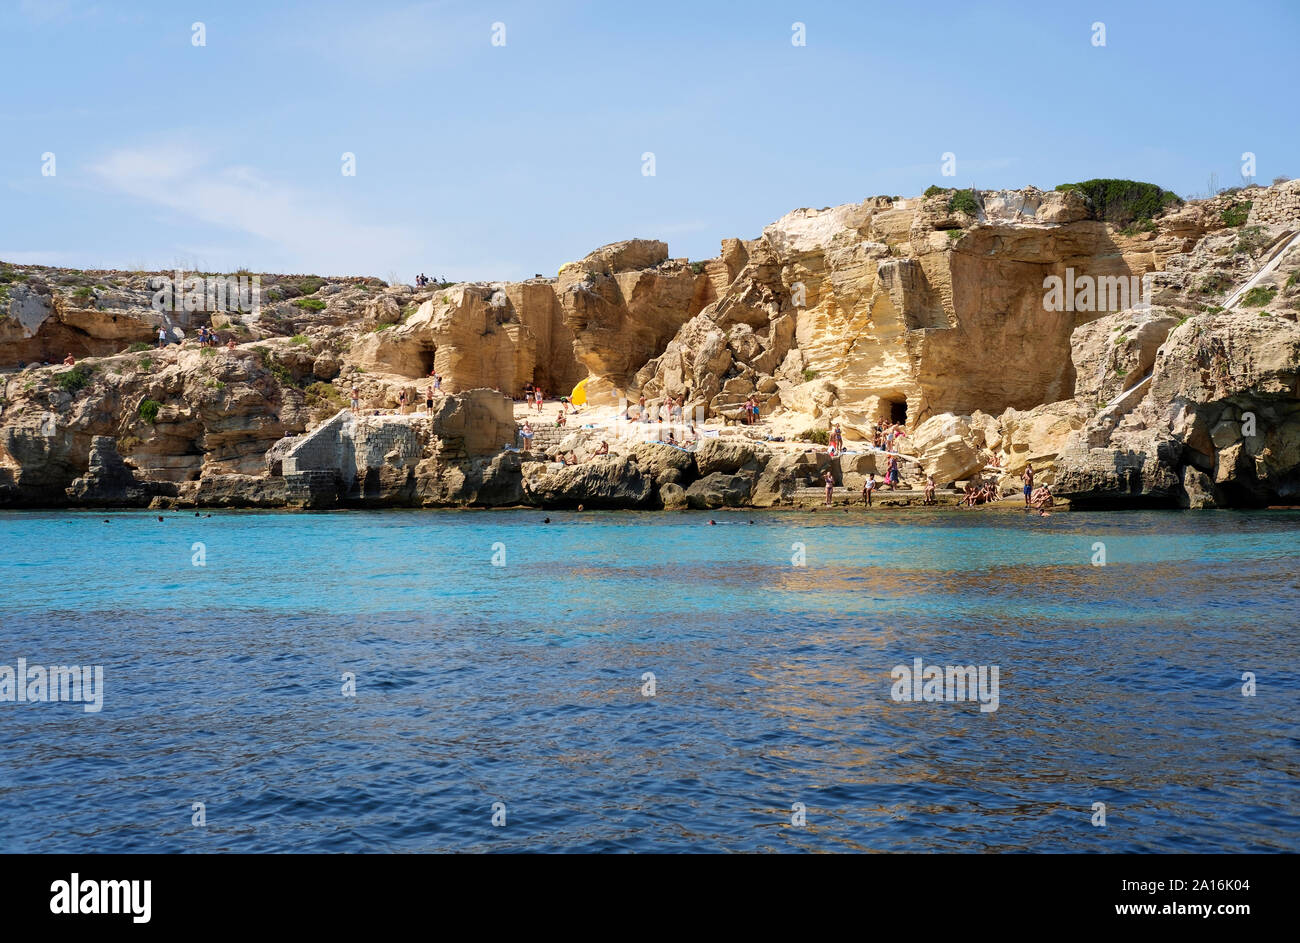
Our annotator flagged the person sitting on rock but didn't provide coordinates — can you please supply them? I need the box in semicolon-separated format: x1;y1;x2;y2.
63;353;76;366
226;337;236;350
593;440;609;456
555;408;566;428
924;475;936;505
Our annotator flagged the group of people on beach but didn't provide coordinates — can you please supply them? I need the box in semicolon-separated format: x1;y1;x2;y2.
624;394;687;424
522;383;546;413
1022;462;1054;515
873;421;907;451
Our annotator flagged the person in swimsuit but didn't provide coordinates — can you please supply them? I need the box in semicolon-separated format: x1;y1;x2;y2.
863;472;876;507
425;388;434;413
924;475;936;505
823;470;835;506
1023;463;1035;507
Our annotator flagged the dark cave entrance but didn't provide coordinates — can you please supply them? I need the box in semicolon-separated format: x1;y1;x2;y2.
889;399;908;426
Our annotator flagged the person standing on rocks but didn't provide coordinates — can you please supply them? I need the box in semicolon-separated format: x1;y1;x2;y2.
350;386;360;411
425;386;434;414
1022;463;1035;508
157;327;167;349
887;455;900;490
823;470;835;506
520;421;534;451
863;472;876;507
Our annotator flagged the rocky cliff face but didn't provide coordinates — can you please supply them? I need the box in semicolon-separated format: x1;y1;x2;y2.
2;179;1298;509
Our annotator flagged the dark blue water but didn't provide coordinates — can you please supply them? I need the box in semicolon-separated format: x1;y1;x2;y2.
1;509;1296;852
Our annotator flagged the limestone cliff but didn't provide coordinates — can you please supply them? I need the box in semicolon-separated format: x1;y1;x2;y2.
2;178;1298;509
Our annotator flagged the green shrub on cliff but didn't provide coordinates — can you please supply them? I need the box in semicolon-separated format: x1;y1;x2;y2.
1119;218;1157;236
297;277;326;296
948;189;980;216
800;428;830;445
924;185;950;198
1241;286;1277;307
56;366;92;393
304;382;342;409
1221;201;1252;227
255;346;296;386
1236;226;1268;255
138;399;161;423
1054;179;1182;228
291;297;326;312
127;341;150;353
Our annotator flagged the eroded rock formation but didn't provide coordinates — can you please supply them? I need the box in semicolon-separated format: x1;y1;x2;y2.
3;178;1298;509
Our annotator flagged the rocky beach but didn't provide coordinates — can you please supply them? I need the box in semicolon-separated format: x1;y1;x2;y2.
3;180;1299;512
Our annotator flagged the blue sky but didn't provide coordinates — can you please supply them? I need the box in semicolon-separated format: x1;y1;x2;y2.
1;0;1296;281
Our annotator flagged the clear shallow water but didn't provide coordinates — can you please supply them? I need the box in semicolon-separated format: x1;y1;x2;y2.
0;508;1296;853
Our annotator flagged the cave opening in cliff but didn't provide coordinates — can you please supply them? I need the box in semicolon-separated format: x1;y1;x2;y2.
889;400;907;426
419;344;437;379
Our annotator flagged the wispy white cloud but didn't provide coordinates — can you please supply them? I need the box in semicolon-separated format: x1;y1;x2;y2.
88;143;418;276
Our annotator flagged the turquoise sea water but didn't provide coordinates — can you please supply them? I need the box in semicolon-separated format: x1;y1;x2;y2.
0;508;1297;852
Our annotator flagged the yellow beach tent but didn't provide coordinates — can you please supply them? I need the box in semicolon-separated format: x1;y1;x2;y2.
570;377;589;406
